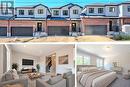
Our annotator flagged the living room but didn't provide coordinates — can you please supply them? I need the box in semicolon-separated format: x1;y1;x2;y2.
0;44;75;87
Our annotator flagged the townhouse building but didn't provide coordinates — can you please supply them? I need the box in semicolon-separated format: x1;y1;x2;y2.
0;1;130;37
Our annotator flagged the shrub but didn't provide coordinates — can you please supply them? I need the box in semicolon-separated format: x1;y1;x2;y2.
113;34;130;40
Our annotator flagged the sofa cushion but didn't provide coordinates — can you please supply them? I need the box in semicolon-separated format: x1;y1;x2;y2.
1;71;14;82
47;75;62;85
11;69;19;79
63;71;72;78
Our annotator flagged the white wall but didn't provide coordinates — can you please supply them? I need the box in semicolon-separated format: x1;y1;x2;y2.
0;45;4;76
105;6;118;17
104;54;130;74
119;4;130;17
77;49;103;66
39;45;75;74
12;51;40;71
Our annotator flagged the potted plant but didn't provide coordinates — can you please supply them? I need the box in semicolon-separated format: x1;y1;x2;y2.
36;64;40;72
12;63;18;70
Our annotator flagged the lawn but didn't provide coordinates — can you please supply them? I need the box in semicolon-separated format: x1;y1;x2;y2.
0;35;114;43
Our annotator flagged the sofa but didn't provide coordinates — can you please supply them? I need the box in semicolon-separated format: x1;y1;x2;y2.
36;75;66;87
63;71;75;87
0;69;28;87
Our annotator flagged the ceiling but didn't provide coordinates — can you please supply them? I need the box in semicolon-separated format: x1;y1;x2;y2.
10;44;73;57
77;44;130;58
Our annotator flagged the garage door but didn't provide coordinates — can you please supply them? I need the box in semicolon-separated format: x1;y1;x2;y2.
85;25;107;35
0;27;7;36
48;26;69;36
11;27;33;36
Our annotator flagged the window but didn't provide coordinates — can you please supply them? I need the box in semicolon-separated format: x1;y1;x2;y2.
53;10;59;16
98;8;104;13
77;55;90;65
109;7;115;12
97;58;103;67
89;8;94;13
28;10;34;15
128;6;130;12
73;9;78;14
63;10;68;16
19;10;24;15
38;9;44;14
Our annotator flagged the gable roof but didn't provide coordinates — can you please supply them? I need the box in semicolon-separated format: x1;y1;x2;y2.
51;3;83;9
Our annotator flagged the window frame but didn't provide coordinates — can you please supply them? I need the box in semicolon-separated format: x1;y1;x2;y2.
28;10;34;15
109;7;115;12
53;10;59;16
89;8;94;13
73;9;79;14
38;9;44;14
128;6;130;12
98;8;104;13
19;10;24;15
62;10;68;16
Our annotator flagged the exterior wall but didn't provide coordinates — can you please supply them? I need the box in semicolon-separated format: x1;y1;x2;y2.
34;6;50;18
86;6;105;16
119;4;130;17
51;9;61;17
105;6;119;17
70;6;82;18
16;8;34;18
61;6;70;18
81;18;110;33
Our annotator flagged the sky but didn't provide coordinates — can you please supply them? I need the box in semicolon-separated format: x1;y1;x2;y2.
1;0;130;7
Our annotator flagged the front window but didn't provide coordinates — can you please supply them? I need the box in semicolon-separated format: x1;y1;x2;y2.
89;8;94;13
97;58;104;68
73;9;79;14
53;10;59;16
63;10;68;16
128;6;130;12
77;55;90;65
38;9;44;14
28;10;34;15
19;10;24;15
98;8;104;13
109;7;115;12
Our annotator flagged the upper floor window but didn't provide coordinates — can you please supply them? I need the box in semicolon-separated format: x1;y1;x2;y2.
73;9;79;14
128;6;130;12
77;55;90;65
19;10;24;15
63;10;68;16
109;7;115;12
98;8;104;13
38;9;44;14
53;10;59;16
89;8;94;13
28;10;34;15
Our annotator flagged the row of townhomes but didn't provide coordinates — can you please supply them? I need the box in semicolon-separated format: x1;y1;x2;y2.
1;1;130;37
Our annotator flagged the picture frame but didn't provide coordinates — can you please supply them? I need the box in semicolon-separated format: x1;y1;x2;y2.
59;55;68;64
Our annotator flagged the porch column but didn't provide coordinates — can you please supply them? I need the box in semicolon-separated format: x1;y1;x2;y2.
69;20;72;36
7;20;11;37
81;18;85;35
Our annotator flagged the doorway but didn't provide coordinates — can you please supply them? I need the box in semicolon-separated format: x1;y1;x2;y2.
72;23;76;32
109;21;113;31
46;53;56;74
37;22;42;32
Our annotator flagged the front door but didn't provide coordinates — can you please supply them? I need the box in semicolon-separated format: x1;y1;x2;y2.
37;22;42;32
72;23;76;32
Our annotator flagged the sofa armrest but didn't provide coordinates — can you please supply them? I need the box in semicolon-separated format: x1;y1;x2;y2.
36;79;51;87
0;79;28;87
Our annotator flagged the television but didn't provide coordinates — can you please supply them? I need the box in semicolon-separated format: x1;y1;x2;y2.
22;59;34;65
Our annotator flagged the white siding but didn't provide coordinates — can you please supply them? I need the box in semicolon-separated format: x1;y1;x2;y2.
70;6;82;18
119;4;130;17
105;6;118;17
51;9;61;17
86;7;105;16
61;6;70;18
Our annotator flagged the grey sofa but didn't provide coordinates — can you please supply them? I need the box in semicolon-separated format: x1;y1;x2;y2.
0;78;28;87
63;71;75;87
36;75;66;87
0;69;28;87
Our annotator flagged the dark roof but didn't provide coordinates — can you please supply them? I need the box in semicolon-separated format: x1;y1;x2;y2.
49;17;67;20
51;3;83;9
0;16;14;20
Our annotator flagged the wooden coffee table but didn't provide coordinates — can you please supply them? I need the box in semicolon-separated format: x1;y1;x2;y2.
3;84;23;87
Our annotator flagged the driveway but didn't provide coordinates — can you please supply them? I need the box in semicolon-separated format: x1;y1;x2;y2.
0;35;114;43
